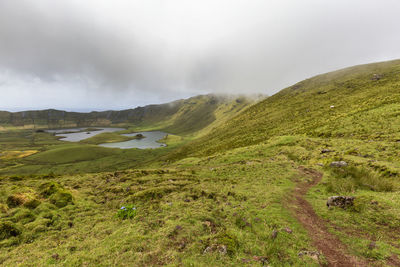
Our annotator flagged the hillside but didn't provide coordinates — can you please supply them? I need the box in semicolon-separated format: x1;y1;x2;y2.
171;59;400;157
0;94;256;136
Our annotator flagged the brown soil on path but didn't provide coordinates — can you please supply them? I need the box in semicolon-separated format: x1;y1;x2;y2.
290;166;370;267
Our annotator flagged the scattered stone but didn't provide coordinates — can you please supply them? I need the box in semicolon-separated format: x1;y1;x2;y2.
330;161;348;167
271;229;278;239
330;105;335;108
52;254;60;261
298;251;320;261
316;163;324;167
203;244;227;255
184;199;191;203
253;256;269;264
175;225;183;231
179;241;186;250
370;200;379;205
283;227;293;234
368;241;377;250
321;149;333;154
327;196;355;209
371;74;383;81
241;258;251;263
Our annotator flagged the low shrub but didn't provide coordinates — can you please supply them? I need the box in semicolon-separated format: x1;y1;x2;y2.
0;221;21;240
49;191;73;208
12;209;36;224
39;182;73;208
326;166;396;193
6;193;40;209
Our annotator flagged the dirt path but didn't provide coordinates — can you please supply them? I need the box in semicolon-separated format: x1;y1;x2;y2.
290;166;369;267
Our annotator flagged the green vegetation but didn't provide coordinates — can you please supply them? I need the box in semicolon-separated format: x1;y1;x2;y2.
79;132;140;145
1;59;400;265
116;205;137;220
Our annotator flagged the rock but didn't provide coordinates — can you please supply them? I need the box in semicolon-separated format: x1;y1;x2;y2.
327;196;355;209
321;149;332;154
203;244;227;255
271;229;278;239
330;161;348;167
368;241;377;250
253;256;269;264
298;251;320;261
330;105;335;108
283;227;293;234
52;254;60;260
371;74;383;81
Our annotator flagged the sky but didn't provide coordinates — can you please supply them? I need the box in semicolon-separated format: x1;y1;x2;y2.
1;0;400;111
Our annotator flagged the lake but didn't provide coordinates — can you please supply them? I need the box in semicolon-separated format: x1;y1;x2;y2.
46;128;168;149
47;127;125;142
99;131;168;149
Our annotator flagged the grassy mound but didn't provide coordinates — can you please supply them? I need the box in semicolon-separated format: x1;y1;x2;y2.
79;132;137;145
25;145;117;164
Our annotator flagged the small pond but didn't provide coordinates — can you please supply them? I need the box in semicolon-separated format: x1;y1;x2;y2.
99;131;168;149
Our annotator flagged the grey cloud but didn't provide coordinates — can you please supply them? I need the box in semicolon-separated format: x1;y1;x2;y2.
0;0;400;110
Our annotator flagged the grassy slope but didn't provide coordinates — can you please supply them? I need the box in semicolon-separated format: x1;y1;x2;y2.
170;59;400;157
1;59;400;265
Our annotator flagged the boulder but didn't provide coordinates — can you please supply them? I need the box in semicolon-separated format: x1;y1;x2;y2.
371;74;383;81
330;161;348;167
327;196;355;209
321;149;332;154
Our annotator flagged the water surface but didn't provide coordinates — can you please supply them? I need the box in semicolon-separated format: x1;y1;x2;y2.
99;131;167;149
47;127;125;142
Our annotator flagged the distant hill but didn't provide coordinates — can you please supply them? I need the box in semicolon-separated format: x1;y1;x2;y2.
171;59;400;157
0;94;260;135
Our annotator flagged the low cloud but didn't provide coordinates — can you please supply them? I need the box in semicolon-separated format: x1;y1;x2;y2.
1;0;400;110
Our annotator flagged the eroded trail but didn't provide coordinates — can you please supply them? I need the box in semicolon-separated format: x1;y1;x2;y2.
290;167;369;267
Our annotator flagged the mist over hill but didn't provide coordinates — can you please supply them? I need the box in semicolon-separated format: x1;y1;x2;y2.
0;94;260;135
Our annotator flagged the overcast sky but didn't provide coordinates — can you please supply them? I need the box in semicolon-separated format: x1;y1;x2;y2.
1;0;400;111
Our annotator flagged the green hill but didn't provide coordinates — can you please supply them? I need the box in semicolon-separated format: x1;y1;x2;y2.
171;59;400;157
